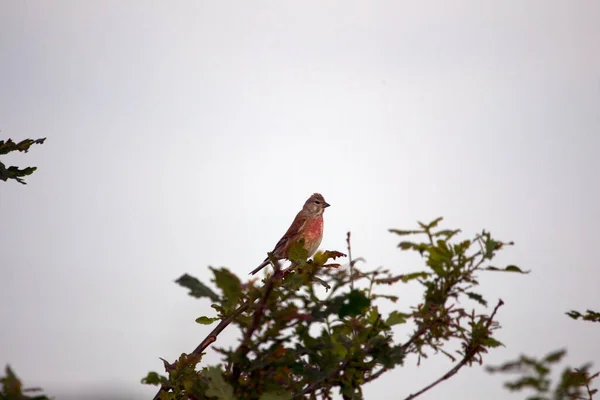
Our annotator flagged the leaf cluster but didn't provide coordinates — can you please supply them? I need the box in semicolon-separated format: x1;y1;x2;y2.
566;310;600;323
0;365;51;400
0;138;46;184
145;218;523;400
487;349;598;400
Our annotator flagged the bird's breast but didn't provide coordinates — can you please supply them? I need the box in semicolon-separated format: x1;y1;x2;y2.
302;216;324;256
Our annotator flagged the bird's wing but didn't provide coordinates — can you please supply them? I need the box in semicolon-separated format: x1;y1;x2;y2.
272;212;308;255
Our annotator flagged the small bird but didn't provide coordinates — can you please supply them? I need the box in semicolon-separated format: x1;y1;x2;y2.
250;193;330;275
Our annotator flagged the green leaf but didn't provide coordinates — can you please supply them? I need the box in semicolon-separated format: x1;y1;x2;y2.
565;309;600;322
2;365;22;396
314;250;347;265
484;238;500;259
398;241;415;250
485;265;530;274
543;349;566;364
433;229;461;239
505;265;528;273
339;290;371;318
427;217;444;229
141;371;165;386
464;291;488;307
175;274;219;301
482;337;504;348
418;217;443;230
195;316;220;325
0;138;46;185
401;271;430;282
259;392;293;400
385;311;410;326
389;229;423;236
0;138;46;155
211;267;242;307
205;366;235;400
288;239;309;263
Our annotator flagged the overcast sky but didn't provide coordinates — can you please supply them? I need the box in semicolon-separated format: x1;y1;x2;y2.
1;1;599;399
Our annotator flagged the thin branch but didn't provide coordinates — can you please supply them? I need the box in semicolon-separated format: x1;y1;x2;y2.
294;359;351;399
193;300;253;355
232;262;282;381
364;317;433;384
346;232;354;291
402;299;504;400
294;314;382;398
153;262;282;400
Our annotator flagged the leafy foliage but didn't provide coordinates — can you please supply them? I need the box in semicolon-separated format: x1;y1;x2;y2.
566;310;600;323
0;366;51;400
487;350;598;399
0;138;46;184
488;306;599;399
145;219;523;399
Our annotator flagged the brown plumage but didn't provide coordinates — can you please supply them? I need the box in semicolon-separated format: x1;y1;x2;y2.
249;193;330;275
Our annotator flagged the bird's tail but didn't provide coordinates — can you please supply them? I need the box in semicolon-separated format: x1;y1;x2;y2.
249;258;269;275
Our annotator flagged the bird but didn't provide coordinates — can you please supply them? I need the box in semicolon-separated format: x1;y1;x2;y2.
249;193;330;275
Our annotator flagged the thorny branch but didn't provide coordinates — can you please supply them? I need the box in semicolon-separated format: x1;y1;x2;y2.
153;260;282;400
402;299;504;400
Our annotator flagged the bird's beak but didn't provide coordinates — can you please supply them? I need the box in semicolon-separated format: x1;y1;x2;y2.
323;202;330;208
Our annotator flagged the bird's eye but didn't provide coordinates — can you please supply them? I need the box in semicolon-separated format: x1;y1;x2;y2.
315;200;321;204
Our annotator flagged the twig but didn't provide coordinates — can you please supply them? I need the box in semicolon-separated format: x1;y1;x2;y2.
364;319;433;384
152;298;256;400
402;299;504;400
232;263;282;381
153;262;282;400
346;232;354;291
294;314;382;398
294;359;351;399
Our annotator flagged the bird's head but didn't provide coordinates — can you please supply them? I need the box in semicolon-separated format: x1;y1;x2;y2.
302;193;330;216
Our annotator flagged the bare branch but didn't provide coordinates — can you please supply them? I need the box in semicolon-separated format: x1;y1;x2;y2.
346;232;354;291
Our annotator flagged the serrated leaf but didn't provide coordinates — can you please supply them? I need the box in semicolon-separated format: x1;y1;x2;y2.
141;371;166;386
0;138;46;155
195;316;220;325
175;274;219;301
339;290;371;318
211;267;242;307
385;311;410;326
205;366;234;400
484;238;500;259
288;239;309;263
259;392;293;400
464;291;488;307
565;309;600;322
314;250;347;265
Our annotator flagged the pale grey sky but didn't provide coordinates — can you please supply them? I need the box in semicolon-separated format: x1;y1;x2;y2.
1;1;599;399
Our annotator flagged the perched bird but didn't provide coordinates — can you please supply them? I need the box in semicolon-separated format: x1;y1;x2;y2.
249;193;330;275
